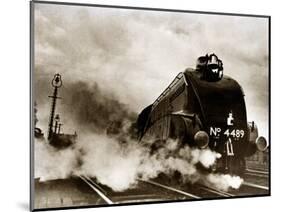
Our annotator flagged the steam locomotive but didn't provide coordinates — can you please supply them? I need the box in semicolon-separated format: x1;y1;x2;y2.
137;54;267;176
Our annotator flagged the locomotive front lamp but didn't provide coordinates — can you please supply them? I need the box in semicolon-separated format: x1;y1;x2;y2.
194;130;209;149
256;136;268;151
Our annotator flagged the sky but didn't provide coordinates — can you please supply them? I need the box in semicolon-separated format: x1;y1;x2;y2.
33;3;269;140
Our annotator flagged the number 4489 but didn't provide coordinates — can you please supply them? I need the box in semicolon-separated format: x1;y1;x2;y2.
224;129;244;138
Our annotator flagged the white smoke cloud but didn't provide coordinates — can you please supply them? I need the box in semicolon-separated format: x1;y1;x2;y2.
76;133;143;191
205;174;244;191
189;148;221;168
35;134;239;192
34;139;77;181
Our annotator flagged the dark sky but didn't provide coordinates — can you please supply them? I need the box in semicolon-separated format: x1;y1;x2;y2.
34;3;269;139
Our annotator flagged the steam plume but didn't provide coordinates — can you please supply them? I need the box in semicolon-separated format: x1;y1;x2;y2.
35;134;243;192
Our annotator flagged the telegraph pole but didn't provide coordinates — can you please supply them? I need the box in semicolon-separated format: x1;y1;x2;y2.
47;74;62;140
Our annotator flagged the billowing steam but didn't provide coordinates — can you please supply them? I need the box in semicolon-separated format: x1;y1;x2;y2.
35;133;242;192
35;140;77;181
205;174;243;191
62;81;137;133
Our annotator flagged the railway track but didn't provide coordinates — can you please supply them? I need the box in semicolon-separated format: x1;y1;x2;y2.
77;174;269;205
246;168;268;174
77;175;201;204
243;181;269;191
77;175;241;203
34;167;269;209
139;180;201;199
77;174;113;204
78;174;204;203
245;169;269;178
196;184;234;197
140;180;240;199
244;167;269;188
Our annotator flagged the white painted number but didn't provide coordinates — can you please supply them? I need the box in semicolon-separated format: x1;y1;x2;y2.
224;129;244;138
224;129;229;137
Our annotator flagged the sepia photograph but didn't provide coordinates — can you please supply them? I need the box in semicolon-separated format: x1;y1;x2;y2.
31;1;270;211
